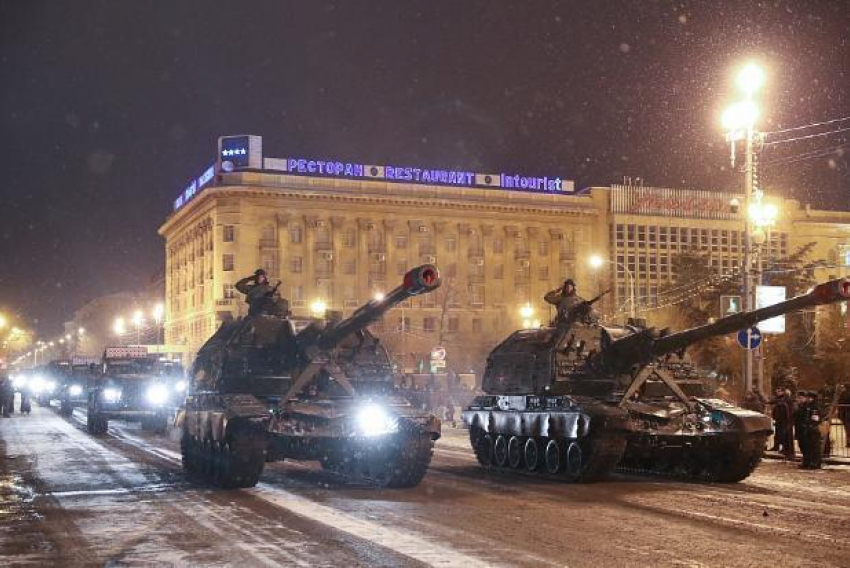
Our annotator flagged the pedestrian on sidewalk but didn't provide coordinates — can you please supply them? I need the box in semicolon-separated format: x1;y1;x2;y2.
839;384;850;449
795;391;823;469
771;387;795;459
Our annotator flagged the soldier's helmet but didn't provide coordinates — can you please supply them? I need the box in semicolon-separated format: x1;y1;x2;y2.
564;278;576;287
254;268;267;277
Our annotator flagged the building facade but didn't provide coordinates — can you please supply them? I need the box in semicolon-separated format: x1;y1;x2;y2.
160;136;850;375
159;166;603;370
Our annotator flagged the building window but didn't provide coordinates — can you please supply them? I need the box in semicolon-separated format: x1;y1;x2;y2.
493;238;504;254
223;284;235;299
343;260;356;275
539;266;549;280
261;252;278;277
342;230;356;248
423;317;436;332
260;225;275;246
396;260;407;276
222;254;234;272
538;241;549;255
472;318;483;333
470;285;484;307
290;225;303;244
290;256;302;273
398;316;411;331
292;285;304;306
445;236;457;252
223;225;235;243
395;234;408;249
448;317;459;332
494;264;504;279
446;263;457;278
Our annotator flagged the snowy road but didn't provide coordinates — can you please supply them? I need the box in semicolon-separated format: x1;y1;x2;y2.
2;405;849;567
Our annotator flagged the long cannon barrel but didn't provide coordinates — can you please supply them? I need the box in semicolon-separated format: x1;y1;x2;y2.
316;264;441;350
652;277;850;358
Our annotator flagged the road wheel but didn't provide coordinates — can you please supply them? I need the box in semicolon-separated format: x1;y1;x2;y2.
524;438;541;472
60;401;73;417
507;436;523;469
493;435;509;467
469;426;493;467
181;433;197;475
380;432;434;488
545;439;562;474
565;441;583;481
87;410;107;436
216;426;266;489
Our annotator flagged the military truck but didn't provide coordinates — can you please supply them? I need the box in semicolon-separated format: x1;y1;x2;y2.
87;346;183;435
463;278;850;483
180;264;442;489
59;356;100;417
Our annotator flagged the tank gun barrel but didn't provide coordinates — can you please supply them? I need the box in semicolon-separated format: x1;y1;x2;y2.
316;264;441;350
652;277;850;358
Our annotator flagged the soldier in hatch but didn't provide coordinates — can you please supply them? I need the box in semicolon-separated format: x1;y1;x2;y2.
544;279;587;324
236;269;288;316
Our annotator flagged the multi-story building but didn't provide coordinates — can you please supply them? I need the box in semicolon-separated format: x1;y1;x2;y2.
160;135;850;376
158;136;603;370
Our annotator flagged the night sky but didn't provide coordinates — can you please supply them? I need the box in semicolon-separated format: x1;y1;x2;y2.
1;1;848;335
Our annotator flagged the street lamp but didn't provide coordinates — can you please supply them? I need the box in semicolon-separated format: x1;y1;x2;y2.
131;310;144;346
589;254;636;319
310;299;327;318
113;317;126;343
519;303;534;328
723;60;766;395
152;302;164;354
0;314;6;329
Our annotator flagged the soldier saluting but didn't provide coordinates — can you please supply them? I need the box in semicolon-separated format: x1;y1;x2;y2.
544;279;586;323
236;269;287;316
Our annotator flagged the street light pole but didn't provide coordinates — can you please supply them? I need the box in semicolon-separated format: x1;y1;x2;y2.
589;255;636;320
743;122;755;394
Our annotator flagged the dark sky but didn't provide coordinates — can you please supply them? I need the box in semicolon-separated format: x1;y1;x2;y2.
1;0;848;335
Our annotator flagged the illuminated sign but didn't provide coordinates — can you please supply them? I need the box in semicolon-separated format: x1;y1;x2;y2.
611;185;742;220
756;285;786;334
272;157;572;193
173;163;217;211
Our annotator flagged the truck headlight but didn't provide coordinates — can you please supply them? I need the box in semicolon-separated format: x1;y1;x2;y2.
355;403;398;437
174;380;186;393
146;384;169;406
103;388;122;403
69;384;83;397
12;375;26;389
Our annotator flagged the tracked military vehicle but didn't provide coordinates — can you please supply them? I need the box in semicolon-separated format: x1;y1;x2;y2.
463;278;850;483
181;265;442;489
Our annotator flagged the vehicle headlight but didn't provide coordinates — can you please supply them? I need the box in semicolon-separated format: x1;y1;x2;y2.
46;380;57;393
103;388;122;403
69;384;83;397
355;403;398;437
146;384;169;406
12;375;27;389
174;380;186;393
31;376;45;393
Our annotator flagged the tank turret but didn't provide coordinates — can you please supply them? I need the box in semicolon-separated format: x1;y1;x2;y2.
464;277;850;484
180;265;443;489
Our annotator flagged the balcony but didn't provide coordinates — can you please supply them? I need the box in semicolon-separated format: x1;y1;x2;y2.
216;299;235;307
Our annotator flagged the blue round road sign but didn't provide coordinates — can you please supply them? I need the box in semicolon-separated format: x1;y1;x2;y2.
737;327;762;350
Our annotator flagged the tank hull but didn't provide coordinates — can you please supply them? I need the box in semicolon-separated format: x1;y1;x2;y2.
462;395;771;483
180;393;440;488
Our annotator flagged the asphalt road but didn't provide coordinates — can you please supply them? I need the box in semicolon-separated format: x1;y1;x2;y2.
2;404;849;567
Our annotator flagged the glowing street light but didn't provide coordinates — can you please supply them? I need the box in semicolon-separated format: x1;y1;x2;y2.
589;254;636;319
736;62;765;95
373;292;385;302
152;303;164;323
0;314;6;329
310;299;327;318
113;317;126;336
722;100;759;132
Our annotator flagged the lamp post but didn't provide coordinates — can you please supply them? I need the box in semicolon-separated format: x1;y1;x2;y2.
152;303;164;354
723;61;765;394
589;254;636;319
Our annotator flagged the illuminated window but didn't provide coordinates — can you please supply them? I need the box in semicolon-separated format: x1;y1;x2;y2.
342;231;356;248
261;252;278;277
423;317;436;332
222;254;234;272
538;241;549;255
470;285;485;307
223;225;235;243
223;284;235;299
445;236;457;252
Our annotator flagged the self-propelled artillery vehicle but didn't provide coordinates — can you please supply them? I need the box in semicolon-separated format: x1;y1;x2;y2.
462;278;850;483
181;265;442;489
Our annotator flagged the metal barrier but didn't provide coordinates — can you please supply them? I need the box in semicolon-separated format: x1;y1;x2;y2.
764;403;850;460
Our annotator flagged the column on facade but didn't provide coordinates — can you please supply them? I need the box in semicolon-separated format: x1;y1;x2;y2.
527;226;541;307
503;225;519;326
356;218;373;303
330;215;345;310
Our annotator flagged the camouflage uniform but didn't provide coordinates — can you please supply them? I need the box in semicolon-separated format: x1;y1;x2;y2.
236;272;279;316
544;281;586;323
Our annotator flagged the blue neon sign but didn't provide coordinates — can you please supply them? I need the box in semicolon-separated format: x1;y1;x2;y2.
173;163;217;211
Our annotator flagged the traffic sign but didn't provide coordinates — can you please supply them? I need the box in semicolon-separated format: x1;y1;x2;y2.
737;327;762;350
431;346;447;361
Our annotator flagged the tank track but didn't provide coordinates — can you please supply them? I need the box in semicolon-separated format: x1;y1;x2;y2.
320;431;434;488
616;433;768;483
181;424;267;489
469;426;626;483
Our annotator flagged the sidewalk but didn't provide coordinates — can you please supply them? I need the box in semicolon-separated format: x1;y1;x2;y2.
763;449;850;467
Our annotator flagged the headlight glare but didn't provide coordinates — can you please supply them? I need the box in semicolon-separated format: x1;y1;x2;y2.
69;384;83;397
103;388;121;403
146;384;169;406
355;403;398;437
174;380;186;393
